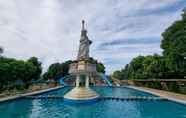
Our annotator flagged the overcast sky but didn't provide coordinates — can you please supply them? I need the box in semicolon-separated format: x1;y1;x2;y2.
0;0;185;74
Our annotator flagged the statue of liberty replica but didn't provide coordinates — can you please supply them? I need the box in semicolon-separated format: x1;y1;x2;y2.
64;20;99;103
77;20;92;60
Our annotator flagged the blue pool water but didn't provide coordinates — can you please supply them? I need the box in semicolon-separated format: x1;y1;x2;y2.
41;87;155;97
0;87;186;118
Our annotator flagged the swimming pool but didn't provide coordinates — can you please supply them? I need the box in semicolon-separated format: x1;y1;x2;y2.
0;87;186;118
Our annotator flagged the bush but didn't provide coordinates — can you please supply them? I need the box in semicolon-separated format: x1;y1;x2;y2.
167;82;179;92
144;81;162;89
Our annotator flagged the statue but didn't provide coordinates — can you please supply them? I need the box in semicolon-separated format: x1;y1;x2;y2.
77;20;92;60
64;20;99;103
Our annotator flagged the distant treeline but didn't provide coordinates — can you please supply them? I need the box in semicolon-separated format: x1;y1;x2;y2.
43;57;105;81
113;10;186;80
0;49;105;91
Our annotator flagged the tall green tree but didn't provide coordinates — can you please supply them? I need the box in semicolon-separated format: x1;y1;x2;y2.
113;10;186;80
28;57;42;81
161;10;186;78
128;56;146;79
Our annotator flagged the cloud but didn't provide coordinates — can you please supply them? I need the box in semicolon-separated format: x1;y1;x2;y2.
98;37;160;48
0;0;185;74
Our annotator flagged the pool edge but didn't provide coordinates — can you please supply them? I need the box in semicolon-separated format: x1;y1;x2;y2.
0;86;63;103
127;86;186;105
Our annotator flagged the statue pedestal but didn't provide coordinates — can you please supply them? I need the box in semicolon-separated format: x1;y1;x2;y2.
64;60;100;103
64;87;99;103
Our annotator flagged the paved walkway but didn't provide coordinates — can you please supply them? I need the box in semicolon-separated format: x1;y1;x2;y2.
0;86;63;103
128;86;186;105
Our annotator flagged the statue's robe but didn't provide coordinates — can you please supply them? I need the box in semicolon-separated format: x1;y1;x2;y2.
77;32;92;60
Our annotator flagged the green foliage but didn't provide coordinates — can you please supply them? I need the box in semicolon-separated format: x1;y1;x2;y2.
113;64;129;80
167;82;179;92
161;10;186;78
43;60;73;80
89;57;106;73
43;58;106;81
96;62;105;73
128;56;146;79
115;55;165;80
145;82;162;89
28;57;42;80
113;10;186;80
113;71;123;80
0;57;41;91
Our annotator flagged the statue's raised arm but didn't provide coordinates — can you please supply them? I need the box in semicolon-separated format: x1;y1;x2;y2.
77;20;92;60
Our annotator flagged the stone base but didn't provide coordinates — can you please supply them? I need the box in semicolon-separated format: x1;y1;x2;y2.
64;87;99;103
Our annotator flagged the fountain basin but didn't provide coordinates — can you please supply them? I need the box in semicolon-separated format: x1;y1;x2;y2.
64;87;100;104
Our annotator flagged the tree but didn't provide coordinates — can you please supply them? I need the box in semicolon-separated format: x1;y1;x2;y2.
43;60;73;80
112;64;129;80
113;70;123;80
128;56;146;79
96;62;105;73
43;58;106;81
142;54;166;79
112;54;166;80
0;57;37;90
28;57;42;81
43;63;62;80
61;60;73;76
161;10;186;78
89;57;106;73
113;10;186;80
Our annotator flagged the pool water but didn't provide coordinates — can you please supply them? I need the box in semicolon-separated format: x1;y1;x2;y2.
0;87;186;118
42;87;155;97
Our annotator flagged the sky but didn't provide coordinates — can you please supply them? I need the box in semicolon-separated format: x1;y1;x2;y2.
0;0;186;74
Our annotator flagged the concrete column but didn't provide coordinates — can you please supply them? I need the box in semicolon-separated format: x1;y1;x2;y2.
76;75;80;87
86;75;89;88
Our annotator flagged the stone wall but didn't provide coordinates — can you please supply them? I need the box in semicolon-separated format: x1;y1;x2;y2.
121;79;186;94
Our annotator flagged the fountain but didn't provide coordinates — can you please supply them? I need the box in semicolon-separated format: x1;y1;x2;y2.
63;20;100;103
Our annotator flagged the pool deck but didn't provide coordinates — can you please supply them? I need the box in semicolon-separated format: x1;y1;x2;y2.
128;86;186;105
0;86;63;103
